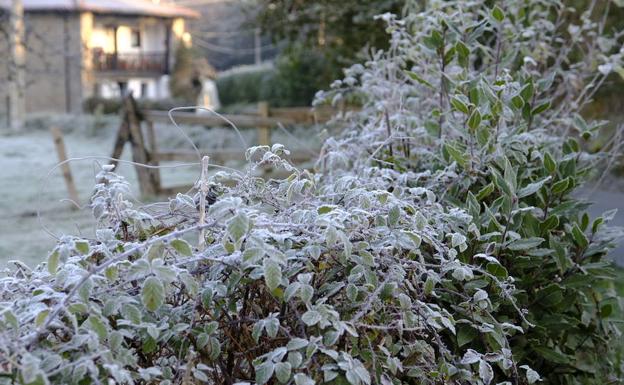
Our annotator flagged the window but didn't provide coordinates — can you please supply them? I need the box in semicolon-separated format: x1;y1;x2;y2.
131;29;141;48
141;82;149;98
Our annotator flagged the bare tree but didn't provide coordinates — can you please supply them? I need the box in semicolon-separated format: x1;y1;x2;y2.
7;0;25;130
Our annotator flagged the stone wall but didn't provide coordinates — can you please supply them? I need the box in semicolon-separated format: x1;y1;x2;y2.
22;12;83;114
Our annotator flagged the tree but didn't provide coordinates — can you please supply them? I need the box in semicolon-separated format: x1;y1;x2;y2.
169;43;216;104
255;0;406;95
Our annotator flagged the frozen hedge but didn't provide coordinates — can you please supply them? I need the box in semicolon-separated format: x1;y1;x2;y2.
1;1;624;385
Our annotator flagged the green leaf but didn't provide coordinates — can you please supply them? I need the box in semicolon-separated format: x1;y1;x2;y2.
491;5;505;22
121;303;142;324
571;224;589;249
171;239;192;257
541;215;560;233
406;71;434;89
517;176;551;198
263;258;282;291
243;247;265;264
592;217;604;233
487;263;508;278
47;250;60;275
141;276;165;312
34;310;49;327
4;310;18;330
476;183;495;201
457;325;478;347
538;284;564;306
533;346;571;364
520;81;534;103
294;373;315;385
455;41;470;67
532;101;551;115
388;205;401;227
424;276;435;295
75;241;89;255
146;242;165;261
467;108;482;131
507;237;544;251
255;361;275;385
601;304;613;318
489;167;513;196
179;272;199;296
444;144;468;167
301;310;322;326
450;96;470;114
275;362;292;383
227;212;250;242
543;152;557;174
86;315;108;341
551;178;570;194
287;338;309;351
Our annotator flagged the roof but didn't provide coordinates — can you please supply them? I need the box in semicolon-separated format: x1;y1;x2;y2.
0;0;200;19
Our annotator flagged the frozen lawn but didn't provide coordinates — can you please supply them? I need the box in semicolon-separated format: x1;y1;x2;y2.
0;115;322;267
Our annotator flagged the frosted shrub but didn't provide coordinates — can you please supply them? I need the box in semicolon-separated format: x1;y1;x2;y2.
1;1;624;385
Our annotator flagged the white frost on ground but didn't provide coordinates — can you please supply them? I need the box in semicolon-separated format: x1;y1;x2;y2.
0;115;323;267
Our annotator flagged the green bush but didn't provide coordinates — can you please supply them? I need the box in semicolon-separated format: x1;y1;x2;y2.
1;1;624;385
216;47;335;108
216;65;276;107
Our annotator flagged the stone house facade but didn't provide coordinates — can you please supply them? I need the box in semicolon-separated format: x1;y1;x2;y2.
0;0;198;115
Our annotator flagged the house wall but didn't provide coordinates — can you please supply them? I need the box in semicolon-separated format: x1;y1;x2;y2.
0;11;190;117
21;12;84;114
89;15;184;100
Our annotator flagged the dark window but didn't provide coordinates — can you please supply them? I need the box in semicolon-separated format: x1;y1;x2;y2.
141;83;149;98
131;29;141;48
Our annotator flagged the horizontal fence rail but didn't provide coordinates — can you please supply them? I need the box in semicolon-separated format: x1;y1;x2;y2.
112;97;355;196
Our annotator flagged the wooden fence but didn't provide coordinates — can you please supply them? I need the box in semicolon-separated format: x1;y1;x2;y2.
110;96;345;196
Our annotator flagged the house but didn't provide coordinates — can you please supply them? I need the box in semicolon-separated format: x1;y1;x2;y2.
0;0;199;115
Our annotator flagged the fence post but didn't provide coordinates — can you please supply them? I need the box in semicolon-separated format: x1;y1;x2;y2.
124;95;158;196
145;120;162;194
257;101;271;146
50;126;80;209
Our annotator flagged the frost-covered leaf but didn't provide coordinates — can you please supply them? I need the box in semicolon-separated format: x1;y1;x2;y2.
141;277;165;312
275;362;292;383
227;212;250;242
294;373;315;385
171;239;193;256
263;258;282;291
479;359;494;385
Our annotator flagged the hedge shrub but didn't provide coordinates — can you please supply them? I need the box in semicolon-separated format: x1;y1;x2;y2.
216;47;335;108
1;1;624;385
216;64;276;107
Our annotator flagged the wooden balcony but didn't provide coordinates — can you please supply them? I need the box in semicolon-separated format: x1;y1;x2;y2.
92;50;168;75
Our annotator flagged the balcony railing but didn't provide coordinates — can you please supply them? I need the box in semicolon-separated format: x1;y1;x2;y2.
93;50;168;74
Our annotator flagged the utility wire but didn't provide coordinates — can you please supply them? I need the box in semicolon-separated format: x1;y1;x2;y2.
192;34;275;54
